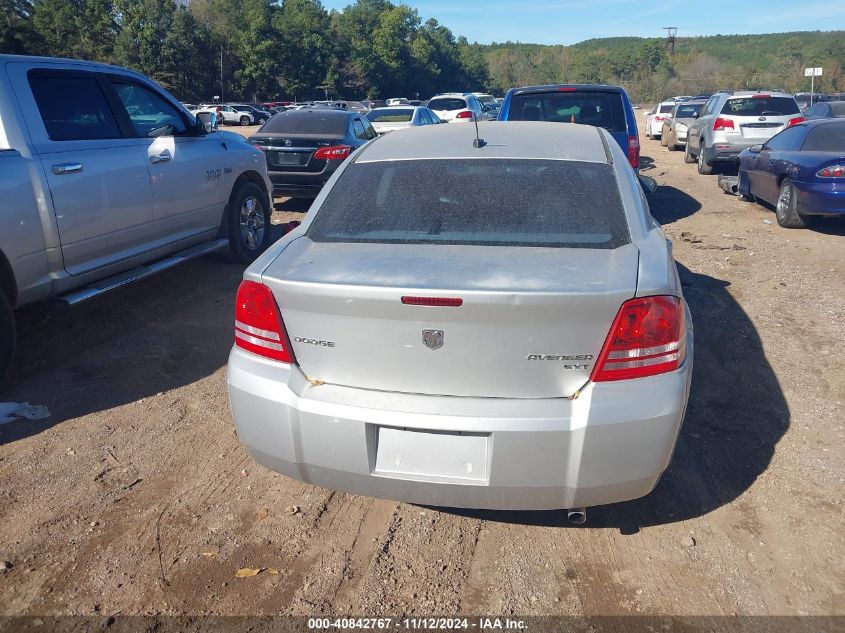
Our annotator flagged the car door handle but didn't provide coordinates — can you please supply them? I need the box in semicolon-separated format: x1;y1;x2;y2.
150;152;172;164
52;162;82;175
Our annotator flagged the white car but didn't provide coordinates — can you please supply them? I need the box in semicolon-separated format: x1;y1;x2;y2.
386;98;410;106
644;101;675;139
365;106;442;134
192;105;254;126
427;93;484;123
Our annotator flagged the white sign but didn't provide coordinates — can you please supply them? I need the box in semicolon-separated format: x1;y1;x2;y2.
804;67;823;77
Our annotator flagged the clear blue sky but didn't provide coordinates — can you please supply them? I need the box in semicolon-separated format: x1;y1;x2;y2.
320;0;845;45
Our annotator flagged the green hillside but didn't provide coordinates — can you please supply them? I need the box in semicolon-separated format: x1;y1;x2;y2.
481;31;845;101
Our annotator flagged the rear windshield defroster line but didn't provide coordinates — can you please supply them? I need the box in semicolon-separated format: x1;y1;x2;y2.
307;159;631;249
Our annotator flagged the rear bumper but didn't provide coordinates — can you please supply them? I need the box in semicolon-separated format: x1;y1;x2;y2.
226;341;694;510
704;139;761;163
793;180;845;215
269;169;335;198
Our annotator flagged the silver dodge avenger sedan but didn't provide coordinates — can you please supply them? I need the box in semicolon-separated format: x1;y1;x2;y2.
227;122;693;513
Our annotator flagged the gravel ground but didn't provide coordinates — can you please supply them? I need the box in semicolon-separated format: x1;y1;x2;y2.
0;128;842;620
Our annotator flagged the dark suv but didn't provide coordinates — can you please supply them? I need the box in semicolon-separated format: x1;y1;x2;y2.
498;84;641;170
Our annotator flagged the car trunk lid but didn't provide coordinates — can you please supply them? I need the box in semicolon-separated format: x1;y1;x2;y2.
250;133;342;171
261;239;639;399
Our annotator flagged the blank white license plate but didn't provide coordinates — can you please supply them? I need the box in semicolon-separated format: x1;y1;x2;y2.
271;152;306;166
374;427;489;485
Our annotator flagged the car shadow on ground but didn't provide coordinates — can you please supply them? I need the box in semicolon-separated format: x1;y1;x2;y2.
742;197;845;236
439;264;789;531
0;256;250;445
648;184;702;225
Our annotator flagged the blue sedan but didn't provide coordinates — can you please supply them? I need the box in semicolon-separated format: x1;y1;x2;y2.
738;119;845;227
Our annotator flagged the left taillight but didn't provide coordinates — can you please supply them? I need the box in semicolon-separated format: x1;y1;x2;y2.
314;145;351;160
627;135;640;169
817;164;845;178
592;296;685;382
234;280;293;363
455;111;474;119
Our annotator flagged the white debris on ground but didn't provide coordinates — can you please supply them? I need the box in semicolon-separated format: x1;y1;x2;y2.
0;402;51;425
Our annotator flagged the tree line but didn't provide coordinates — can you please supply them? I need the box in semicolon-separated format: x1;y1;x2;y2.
484;32;845;103
0;0;489;102
1;1;843;105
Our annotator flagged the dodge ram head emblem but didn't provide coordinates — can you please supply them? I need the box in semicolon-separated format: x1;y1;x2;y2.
422;329;444;350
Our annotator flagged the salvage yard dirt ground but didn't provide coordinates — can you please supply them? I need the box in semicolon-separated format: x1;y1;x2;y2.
0;127;842;620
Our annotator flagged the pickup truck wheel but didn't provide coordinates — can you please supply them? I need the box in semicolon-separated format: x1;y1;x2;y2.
775;179;806;228
240;116;251;126
684;141;695;163
668;133;678;151
228;182;272;263
697;144;714;175
0;291;15;391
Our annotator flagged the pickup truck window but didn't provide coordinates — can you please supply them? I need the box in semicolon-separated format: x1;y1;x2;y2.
28;71;122;141
111;81;189;138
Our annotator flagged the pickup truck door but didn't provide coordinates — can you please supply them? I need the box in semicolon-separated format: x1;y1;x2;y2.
108;78;228;237
18;66;156;276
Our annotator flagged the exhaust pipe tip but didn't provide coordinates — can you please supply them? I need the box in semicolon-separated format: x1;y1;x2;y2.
566;508;587;525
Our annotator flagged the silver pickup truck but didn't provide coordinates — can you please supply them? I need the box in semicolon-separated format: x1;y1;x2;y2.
0;55;274;387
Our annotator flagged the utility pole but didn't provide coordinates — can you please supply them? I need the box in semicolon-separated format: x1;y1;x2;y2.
220;45;224;102
662;27;677;56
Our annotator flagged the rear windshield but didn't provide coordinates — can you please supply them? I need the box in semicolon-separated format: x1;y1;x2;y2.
721;96;800;117
675;104;702;118
367;109;414;123
427;98;467;111
659;104;674;113
801;123;845;151
307;159;630;249
507;91;627;132
260;112;347;135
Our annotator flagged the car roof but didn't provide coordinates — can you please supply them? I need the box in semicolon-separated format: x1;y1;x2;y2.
717;90;792;97
355;121;609;164
280;109;359;118
510;84;625;94
800;118;845;129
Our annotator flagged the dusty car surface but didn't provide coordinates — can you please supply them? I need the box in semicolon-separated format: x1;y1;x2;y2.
227;122;694;513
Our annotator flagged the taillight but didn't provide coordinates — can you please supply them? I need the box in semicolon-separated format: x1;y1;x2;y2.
627;135;640;169
713;117;735;131
655;115;665;121
234;280;293;363
787;116;806;127
751;94;771;99
455;111;474;119
817;165;845;178
592;296;685;382
314;145;351;160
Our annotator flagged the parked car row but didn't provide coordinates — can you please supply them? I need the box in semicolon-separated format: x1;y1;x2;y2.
643;90;845;228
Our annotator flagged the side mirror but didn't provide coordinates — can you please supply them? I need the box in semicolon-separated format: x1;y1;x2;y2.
195;112;213;134
749;144;764;153
638;174;658;194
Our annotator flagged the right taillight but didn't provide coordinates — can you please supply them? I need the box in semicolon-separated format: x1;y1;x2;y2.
713;117;735;131
314;145;351;161
234;280;293;363
592;296;685;382
627;135;640;169
817;165;845;178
